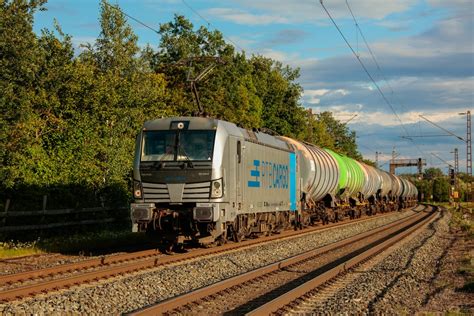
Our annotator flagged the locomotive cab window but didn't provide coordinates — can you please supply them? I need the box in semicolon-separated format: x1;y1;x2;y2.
141;130;216;162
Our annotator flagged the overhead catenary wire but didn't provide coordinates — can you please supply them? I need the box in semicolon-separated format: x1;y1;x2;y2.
344;0;410;113
104;1;215;52
320;0;426;159
319;1;409;136
104;2;161;35
181;0;245;52
345;0;427;154
345;0;422;140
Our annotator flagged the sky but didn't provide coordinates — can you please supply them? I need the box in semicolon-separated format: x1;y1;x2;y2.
33;0;474;175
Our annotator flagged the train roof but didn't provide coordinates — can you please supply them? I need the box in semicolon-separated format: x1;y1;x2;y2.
143;116;292;152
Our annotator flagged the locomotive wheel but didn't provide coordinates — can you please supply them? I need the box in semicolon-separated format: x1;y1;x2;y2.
230;225;242;242
216;235;226;246
161;241;174;255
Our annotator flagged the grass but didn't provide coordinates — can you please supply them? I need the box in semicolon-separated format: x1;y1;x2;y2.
0;230;151;258
449;206;474;236
37;230;150;254
449;207;474;294
0;240;44;258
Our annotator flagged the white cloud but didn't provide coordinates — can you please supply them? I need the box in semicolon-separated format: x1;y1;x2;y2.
203;1;417;28
304;89;350;104
254;48;302;64
71;36;97;53
205;8;289;25
227;35;257;50
231;0;416;22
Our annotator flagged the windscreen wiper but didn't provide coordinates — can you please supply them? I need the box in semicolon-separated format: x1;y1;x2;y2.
177;144;194;168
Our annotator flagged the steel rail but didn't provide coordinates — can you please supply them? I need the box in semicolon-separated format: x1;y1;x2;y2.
247;207;438;315
0;205;421;291
128;206;432;315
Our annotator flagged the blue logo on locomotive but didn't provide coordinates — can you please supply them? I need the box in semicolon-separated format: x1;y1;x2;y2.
248;159;289;189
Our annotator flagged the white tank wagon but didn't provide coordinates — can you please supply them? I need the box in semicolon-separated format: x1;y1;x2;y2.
399;178;418;208
389;174;404;198
130;116;419;247
376;170;393;199
277;137;339;203
358;162;381;200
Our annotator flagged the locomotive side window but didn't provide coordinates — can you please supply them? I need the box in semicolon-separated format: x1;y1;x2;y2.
237;141;241;163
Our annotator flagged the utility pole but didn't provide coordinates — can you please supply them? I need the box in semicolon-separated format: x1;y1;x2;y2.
454;148;459;175
458;111;472;176
459;110;472;205
454;148;459;201
468;110;472;205
375;151;380;168
467;110;472;177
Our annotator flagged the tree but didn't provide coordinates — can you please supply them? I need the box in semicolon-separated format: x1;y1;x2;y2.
432;177;450;202
424;167;443;180
92;0;139;75
250;56;306;137
315;112;362;159
1;0;47;188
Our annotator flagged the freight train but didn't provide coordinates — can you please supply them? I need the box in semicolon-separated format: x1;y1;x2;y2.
130;117;418;246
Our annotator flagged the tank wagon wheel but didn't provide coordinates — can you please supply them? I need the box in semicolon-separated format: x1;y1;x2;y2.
161;241;174;255
173;243;186;253
348;209;353;219
371;205;377;215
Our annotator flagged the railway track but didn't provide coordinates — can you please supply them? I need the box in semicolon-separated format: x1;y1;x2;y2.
0;205;423;303
128;205;436;315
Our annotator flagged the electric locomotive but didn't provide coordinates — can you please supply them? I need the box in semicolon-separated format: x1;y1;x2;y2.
130;117;298;245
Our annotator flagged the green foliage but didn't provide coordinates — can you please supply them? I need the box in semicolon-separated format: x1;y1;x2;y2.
415;179;433;201
1;2;367;226
432;177;450;202
315;112;362;159
1;0;170;217
424;167;444;180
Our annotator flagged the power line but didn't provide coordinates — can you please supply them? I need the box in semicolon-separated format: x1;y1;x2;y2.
319;1;409;136
419;115;465;141
345;0;420;136
344;0;425;146
104;2;161;35
320;0;426;158
104;1;214;52
181;0;245;52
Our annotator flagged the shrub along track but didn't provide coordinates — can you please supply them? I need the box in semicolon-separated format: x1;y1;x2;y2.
127;205;435;315
0;206;424;303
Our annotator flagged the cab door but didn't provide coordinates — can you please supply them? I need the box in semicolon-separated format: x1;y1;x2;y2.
228;136;243;209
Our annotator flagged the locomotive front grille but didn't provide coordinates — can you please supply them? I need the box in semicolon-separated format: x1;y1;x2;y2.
142;181;211;202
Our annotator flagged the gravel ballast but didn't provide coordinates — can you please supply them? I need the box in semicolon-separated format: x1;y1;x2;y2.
0;209;421;314
289;208;472;314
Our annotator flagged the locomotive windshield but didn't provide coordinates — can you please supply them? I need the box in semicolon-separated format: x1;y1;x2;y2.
141;130;216;162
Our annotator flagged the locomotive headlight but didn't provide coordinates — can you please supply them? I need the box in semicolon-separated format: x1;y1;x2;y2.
133;181;142;199
211;179;223;198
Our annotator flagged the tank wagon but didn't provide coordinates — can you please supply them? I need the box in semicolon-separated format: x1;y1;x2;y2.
130;117;418;246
